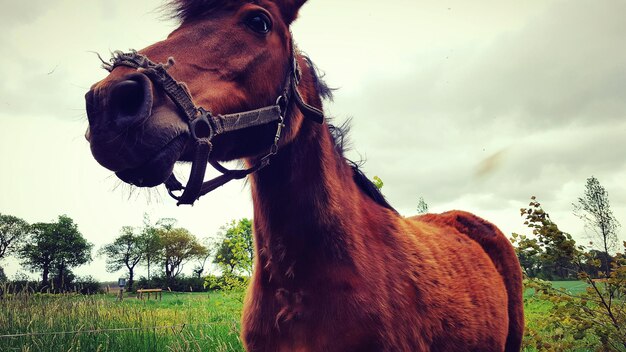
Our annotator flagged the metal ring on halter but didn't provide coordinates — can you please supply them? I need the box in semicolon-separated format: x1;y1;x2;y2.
190;108;214;140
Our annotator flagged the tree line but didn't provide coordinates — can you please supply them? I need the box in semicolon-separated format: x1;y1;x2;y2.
0;213;254;293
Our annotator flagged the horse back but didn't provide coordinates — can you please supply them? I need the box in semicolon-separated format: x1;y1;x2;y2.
415;210;524;352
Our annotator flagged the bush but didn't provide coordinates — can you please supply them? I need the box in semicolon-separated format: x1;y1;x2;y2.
204;273;249;291
135;275;207;292
73;276;103;295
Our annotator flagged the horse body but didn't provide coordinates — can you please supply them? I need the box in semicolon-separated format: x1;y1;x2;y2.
84;1;523;350
241;113;521;351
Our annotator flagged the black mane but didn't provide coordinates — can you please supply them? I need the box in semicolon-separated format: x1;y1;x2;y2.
328;121;398;214
302;54;396;213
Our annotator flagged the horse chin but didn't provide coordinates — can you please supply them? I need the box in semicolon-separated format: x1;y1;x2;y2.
115;133;187;188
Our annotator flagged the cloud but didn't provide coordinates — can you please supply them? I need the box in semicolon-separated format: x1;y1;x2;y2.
326;0;626;236
0;1;51;26
0;0;174;120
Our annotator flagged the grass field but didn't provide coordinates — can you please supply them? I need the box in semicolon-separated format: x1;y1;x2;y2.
523;281;603;351
0;290;245;352
0;282;598;351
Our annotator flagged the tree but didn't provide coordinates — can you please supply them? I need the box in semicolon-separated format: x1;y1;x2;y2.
193;237;213;278
511;196;578;280
99;226;143;291
19;215;93;290
214;219;254;275
573;176;621;276
523;196;578;279
158;227;207;281
0;214;29;260
139;214;166;281
20;222;55;287
416;196;429;214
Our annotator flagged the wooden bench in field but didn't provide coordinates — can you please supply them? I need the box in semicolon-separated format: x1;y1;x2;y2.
136;288;163;301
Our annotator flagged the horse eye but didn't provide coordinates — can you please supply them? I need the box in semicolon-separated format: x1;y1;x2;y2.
245;12;272;34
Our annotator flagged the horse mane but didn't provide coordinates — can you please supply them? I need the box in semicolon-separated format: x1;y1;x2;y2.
327;121;398;214
302;54;397;213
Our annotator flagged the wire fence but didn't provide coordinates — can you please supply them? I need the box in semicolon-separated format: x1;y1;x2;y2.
0;321;236;339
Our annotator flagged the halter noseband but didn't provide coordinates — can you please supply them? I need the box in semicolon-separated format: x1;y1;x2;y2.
102;44;323;206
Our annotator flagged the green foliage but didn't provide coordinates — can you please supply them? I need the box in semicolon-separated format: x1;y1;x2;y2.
136;275;206;292
523;262;626;352
416;196;429;214
139;214;163;281
74;275;104;295
204;273;249;292
193;237;213;278
18;215;93;290
372;176;384;190
98;226;144;291
0;213;29;259
213;219;253;276
137;216;208;283
522;280;601;351
511;197;579;280
510;232;543;278
512;194;626;351
158;227;208;280
0;265;6;283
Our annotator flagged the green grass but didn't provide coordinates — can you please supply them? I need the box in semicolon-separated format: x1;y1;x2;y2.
550;281;589;295
0;290;245;352
524;280;589;298
523;281;602;351
0;281;602;351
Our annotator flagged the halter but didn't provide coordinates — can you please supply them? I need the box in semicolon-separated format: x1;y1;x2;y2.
102;44;324;206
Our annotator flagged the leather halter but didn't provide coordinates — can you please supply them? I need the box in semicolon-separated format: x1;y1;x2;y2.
102;44;324;205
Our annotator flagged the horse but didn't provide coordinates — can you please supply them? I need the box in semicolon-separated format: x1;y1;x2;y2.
84;1;524;351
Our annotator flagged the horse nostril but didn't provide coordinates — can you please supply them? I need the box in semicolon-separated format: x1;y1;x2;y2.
110;79;145;118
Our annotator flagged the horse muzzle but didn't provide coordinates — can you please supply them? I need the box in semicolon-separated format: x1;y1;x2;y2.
85;71;189;187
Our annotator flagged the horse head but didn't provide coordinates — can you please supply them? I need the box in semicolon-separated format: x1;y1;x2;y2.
85;0;318;193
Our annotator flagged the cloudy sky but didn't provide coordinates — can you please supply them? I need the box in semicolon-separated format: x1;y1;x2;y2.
1;0;625;281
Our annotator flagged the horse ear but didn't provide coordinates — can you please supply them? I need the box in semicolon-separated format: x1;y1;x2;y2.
274;0;308;25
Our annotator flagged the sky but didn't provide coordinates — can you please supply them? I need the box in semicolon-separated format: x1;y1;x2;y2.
1;0;625;281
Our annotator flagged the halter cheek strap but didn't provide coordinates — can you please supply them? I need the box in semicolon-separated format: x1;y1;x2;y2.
102;45;323;206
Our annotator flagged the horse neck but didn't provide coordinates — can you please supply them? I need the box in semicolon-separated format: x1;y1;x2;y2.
248;120;377;285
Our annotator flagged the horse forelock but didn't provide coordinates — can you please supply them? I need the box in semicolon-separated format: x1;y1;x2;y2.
166;0;250;22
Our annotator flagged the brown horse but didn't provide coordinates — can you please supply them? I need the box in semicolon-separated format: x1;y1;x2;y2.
85;1;524;351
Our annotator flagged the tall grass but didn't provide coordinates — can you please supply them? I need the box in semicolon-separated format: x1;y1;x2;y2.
0;284;245;352
2;281;600;351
